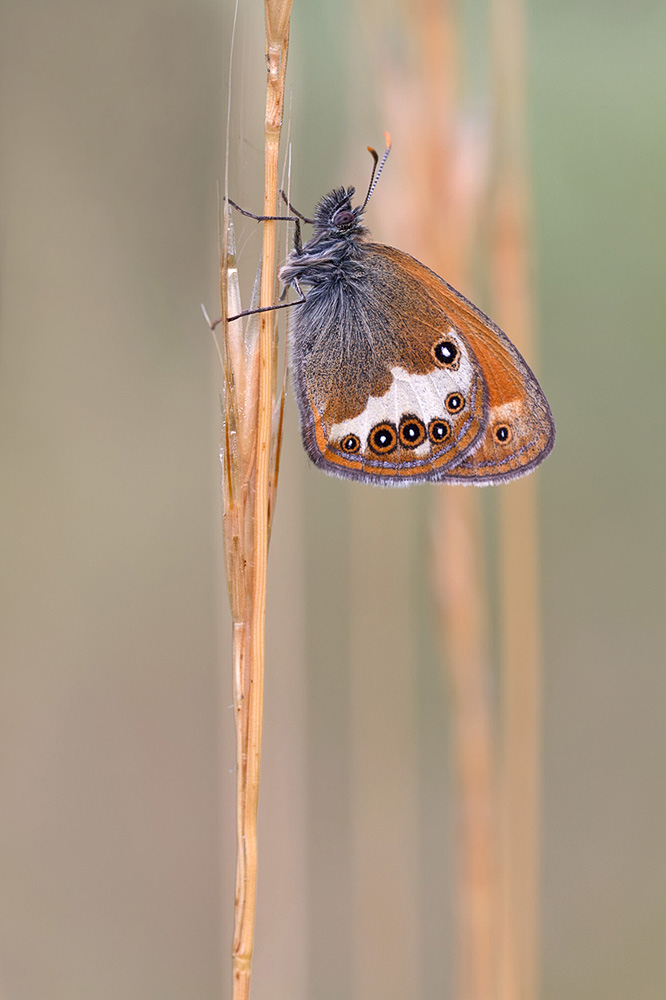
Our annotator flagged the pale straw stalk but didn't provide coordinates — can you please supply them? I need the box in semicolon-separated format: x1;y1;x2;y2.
217;2;293;998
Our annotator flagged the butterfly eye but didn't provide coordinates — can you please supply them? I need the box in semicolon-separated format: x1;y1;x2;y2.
333;209;355;227
341;434;361;453
494;423;511;444
368;422;397;454
428;419;450;442
432;339;460;369
399;415;426;449
445;393;465;413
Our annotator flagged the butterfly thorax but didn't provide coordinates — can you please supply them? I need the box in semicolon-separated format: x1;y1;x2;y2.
279;186;370;291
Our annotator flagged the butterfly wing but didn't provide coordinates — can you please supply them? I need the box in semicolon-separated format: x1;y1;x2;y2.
289;243;553;485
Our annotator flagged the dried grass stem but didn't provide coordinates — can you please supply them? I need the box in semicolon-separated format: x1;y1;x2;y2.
221;4;293;999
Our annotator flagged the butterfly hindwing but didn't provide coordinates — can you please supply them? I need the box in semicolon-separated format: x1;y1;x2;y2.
289;248;489;484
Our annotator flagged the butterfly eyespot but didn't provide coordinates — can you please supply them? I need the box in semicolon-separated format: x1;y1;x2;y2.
432;339;460;369
428;419;450;442
333;209;355;227
399;415;426;449
494;424;511;444
340;434;361;453
368;422;397;455
445;393;465;413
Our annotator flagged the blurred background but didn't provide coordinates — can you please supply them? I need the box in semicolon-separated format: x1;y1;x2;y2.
1;1;665;999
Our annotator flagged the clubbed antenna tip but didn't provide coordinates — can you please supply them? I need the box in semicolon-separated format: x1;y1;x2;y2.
361;133;392;210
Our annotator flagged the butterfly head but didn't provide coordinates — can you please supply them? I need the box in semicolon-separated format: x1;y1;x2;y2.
312;186;368;241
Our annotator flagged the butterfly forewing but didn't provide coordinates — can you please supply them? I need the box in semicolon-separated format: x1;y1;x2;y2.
363;246;555;484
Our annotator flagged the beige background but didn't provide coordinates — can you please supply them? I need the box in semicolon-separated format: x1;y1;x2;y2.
1;1;665;998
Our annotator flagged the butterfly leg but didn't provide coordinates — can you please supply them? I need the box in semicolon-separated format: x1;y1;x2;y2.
227;198;304;254
279;190;315;225
226;197;299;224
207;278;306;327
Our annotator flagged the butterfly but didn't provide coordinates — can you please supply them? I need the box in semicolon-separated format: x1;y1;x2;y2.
229;139;554;486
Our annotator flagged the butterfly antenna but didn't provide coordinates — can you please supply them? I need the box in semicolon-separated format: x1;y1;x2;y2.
361;132;392;210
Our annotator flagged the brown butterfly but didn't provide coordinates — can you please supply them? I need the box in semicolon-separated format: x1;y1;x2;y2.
231;140;554;485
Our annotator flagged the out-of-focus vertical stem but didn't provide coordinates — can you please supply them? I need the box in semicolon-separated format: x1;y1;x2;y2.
491;0;542;995
349;489;421;1000
415;3;497;997
433;489;495;1000
371;1;499;995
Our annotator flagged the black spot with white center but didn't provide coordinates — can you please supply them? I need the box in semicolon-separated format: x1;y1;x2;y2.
494;424;511;444
368;422;397;455
399;414;426;449
432;339;460;368
341;434;361;453
428;419;450;443
445;392;465;413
